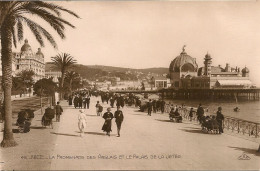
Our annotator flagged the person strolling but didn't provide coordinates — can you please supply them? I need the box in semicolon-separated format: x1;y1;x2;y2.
216;107;224;134
55;101;63;122
102;108;114;136
78;109;87;137
78;95;83;109
95;101;101;116
114;106;124;137
86;96;90;109
197;104;204;123
147;99;152;116
73;95;79;109
189;107;194;121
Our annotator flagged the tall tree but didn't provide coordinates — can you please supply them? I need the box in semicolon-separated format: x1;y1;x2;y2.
12;77;25;97
0;1;79;147
51;53;76;99
16;70;35;96
34;78;57;115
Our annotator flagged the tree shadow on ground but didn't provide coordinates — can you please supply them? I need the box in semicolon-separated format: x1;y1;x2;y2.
228;146;260;156
51;132;79;137
179;129;206;134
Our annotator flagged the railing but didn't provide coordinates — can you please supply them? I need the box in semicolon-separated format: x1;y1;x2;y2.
223;116;260;138
165;104;260;138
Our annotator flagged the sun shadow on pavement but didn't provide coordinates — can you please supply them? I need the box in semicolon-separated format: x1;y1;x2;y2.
179;129;206;134
131;113;146;116
228;146;260;156
51;132;79;137
184;127;201;129
82;131;107;136
85;114;99;117
155;119;173;123
30;126;46;129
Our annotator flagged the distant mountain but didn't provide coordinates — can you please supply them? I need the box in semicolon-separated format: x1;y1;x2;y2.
45;63;168;81
87;65;169;75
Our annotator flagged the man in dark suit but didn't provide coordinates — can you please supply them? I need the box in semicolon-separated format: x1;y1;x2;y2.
55;102;63;122
147;99;152;116
114;106;124;137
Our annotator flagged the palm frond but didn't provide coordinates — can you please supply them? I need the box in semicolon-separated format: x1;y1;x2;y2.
11;22;17;48
16;18;23;42
18;15;57;48
18;15;44;47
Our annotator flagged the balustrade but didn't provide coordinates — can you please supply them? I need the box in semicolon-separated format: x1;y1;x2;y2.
164;104;260;138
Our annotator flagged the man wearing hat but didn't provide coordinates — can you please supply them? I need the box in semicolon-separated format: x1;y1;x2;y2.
114;106;124;137
216;107;224;134
102;107;114;136
196;103;204;123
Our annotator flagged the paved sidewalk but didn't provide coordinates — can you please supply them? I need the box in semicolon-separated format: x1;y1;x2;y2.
1;96;259;170
50;97;259;170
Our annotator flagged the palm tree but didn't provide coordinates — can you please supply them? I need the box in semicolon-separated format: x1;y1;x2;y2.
65;71;79;95
51;53;76;100
0;1;79;147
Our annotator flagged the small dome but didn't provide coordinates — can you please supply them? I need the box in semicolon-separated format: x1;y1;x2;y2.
36;48;44;58
21;39;32;52
205;52;212;60
169;47;198;72
242;67;249;73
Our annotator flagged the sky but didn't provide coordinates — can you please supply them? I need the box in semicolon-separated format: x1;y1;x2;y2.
14;1;260;85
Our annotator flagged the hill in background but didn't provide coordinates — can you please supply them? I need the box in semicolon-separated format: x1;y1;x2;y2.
45;63;168;81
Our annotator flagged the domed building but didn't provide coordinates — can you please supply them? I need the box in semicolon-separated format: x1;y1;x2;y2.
169;46;198;88
13;39;45;81
169;46;253;89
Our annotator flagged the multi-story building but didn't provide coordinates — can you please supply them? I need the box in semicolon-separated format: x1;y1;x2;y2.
169;47;253;89
13;39;45;81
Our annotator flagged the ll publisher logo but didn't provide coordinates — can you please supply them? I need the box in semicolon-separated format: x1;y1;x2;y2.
238;153;251;160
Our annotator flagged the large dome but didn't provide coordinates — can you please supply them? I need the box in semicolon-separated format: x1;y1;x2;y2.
169;47;198;72
21;39;32;52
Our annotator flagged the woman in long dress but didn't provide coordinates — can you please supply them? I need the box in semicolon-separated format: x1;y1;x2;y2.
102;107;113;136
78;109;87;137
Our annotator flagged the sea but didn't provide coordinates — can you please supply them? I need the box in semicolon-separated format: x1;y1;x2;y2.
165;99;260;123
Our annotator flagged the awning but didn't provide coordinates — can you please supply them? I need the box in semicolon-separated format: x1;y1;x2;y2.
217;80;252;86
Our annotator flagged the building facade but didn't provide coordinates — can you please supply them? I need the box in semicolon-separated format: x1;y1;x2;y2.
13;39;45;81
169;47;253;89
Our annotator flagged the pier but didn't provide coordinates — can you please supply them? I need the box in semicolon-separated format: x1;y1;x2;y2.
111;88;260;101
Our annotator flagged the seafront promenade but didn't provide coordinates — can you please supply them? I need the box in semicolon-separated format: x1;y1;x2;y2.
1;96;259;170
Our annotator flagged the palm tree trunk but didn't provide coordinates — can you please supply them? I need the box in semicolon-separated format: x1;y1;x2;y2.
59;72;65;100
0;26;17;147
69;79;72;96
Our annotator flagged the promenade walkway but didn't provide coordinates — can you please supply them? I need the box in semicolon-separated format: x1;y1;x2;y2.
1;96;259;170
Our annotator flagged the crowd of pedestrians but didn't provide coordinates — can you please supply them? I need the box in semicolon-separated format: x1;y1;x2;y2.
51;89;225;137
